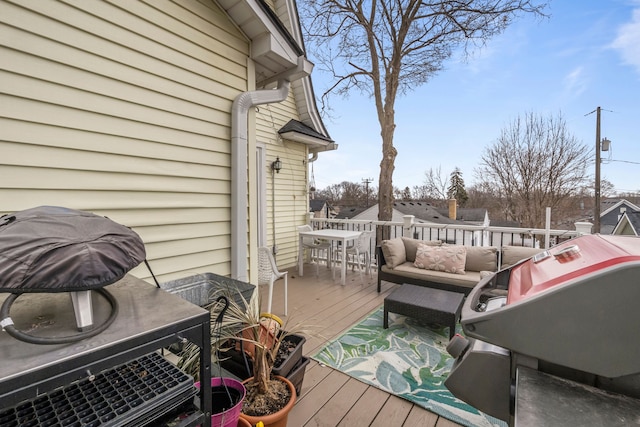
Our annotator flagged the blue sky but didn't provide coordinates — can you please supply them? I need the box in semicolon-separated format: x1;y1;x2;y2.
308;1;640;196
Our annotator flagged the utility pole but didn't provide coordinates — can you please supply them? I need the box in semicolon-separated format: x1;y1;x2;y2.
595;106;601;234
362;178;374;208
588;106;611;234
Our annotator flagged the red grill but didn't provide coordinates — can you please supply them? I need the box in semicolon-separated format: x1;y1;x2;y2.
445;234;640;426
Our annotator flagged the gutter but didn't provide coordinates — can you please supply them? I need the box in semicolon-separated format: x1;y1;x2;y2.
231;79;290;281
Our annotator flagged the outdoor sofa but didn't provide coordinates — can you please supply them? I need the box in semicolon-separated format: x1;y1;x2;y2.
377;237;542;294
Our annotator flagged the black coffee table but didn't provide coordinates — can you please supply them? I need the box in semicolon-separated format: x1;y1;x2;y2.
383;284;465;339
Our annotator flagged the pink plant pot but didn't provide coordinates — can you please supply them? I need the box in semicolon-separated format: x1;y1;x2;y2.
195;377;246;427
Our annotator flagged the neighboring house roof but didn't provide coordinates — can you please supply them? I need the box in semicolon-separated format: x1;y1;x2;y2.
337;201;497;226
309;199;328;212
612;212;640;236
393;201;459;224
335;206;370;219
434;207;488;223
600;198;640;234
600;199;618;212
600;199;640;218
335;205;384;221
336;202;461;224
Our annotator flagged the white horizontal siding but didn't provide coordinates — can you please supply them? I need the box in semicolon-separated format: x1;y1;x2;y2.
0;0;250;282
256;93;310;269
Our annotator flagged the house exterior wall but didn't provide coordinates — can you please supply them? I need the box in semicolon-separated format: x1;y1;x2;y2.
611;213;638;236
0;0;251;283
255;94;309;268
600;200;640;234
312;203;328;219
602;206;627;229
616;222;636;235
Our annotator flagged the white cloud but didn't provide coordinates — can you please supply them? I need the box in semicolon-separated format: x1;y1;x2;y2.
611;8;640;76
563;66;588;97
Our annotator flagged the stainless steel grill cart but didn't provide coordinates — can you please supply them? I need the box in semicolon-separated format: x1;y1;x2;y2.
0;275;212;427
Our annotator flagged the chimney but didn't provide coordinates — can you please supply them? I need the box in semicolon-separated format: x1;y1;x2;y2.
448;199;457;220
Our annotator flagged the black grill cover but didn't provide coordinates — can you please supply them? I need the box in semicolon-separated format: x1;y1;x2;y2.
0;206;146;293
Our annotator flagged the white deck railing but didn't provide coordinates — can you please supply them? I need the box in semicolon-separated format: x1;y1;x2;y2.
309;215;591;267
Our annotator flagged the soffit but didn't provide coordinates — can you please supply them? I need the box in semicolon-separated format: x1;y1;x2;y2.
216;0;305;85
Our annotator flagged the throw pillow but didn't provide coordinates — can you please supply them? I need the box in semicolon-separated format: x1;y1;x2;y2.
401;237;441;262
414;244;466;274
381;238;406;269
464;246;498;272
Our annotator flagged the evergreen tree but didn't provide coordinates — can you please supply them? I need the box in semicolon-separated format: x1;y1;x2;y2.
447;168;469;207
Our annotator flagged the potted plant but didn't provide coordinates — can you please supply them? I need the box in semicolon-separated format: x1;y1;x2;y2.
178;344;247;427
177;295;246;427
217;290;307;427
179;287;308;427
223;321;306;384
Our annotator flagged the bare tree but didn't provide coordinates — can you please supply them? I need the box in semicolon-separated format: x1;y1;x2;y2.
315;181;377;206
466;182;502;214
422;166;449;201
595;179;616;199
315;183;343;202
476;111;590;228
341;180;369;205
300;0;548;228
411;184;430;200
395;186;413;200
617;190;640;204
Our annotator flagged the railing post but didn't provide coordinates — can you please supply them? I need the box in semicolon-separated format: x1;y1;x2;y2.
545;207;551;248
306;212;313;226
575;221;593;235
402;215;414;238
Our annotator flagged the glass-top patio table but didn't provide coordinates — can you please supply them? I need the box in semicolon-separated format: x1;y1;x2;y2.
298;229;362;285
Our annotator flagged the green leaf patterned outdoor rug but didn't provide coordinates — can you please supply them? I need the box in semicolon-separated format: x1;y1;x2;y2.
312;306;506;427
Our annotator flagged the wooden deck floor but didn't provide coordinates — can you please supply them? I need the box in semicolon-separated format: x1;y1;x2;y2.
258;262;464;427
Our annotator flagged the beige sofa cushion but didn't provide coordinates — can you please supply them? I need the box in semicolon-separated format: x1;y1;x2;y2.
464;246;498;272
381;238;406;268
383;263;481;289
402;237;441;262
414;244;467;274
501;245;543;268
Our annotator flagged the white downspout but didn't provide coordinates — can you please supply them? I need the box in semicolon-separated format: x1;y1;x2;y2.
231;79;290;281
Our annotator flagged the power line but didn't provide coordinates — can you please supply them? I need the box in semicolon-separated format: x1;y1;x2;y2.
608;159;640;165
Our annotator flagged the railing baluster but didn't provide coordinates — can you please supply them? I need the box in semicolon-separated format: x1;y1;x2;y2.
310;217;580;256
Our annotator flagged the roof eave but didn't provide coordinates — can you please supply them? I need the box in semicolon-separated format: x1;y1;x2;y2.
216;0;309;84
279;130;338;152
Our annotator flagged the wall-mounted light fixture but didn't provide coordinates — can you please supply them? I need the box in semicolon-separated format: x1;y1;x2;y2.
271;156;282;173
